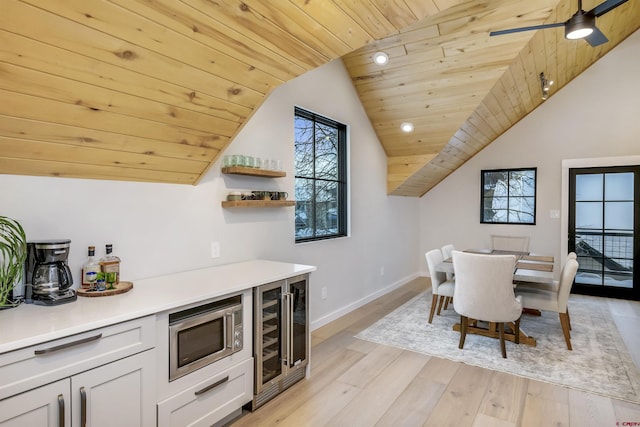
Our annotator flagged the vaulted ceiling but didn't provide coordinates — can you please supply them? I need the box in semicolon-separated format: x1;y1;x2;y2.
1;0;638;196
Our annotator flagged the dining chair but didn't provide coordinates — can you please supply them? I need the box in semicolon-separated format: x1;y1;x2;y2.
425;249;455;323
516;252;576;292
440;244;456;306
441;244;455;260
491;235;530;253
452;250;523;358
516;258;579;350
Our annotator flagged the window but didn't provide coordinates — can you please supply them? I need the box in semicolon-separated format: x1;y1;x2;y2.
294;107;347;242
481;168;537;224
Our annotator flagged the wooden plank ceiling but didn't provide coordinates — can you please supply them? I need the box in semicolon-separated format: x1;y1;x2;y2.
0;0;638;195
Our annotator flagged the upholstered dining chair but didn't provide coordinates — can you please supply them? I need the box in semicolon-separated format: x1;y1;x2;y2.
441;244;456;285
516;258;579;350
441;244;455;260
516;252;576;292
452;250;523;358
491;235;530;253
425;249;455;323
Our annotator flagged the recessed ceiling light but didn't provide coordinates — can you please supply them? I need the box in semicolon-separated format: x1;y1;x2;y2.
373;51;389;65
401;122;414;133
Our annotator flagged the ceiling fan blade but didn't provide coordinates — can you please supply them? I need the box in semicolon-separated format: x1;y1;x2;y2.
588;0;629;17
584;26;609;46
489;22;564;37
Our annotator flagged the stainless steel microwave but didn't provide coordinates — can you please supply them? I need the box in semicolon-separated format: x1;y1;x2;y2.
169;294;243;381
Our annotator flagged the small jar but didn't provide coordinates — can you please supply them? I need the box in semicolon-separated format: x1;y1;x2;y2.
227;191;242;201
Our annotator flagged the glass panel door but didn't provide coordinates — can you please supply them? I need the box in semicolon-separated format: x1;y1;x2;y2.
255;282;283;392
569;166;639;299
288;276;308;367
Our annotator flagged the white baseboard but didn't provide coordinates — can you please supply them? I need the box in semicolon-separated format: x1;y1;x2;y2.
310;272;421;331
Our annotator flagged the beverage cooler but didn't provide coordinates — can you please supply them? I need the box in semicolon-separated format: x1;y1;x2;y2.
251;274;309;409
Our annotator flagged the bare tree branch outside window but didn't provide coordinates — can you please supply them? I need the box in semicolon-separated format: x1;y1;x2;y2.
481;168;536;224
295;108;347;241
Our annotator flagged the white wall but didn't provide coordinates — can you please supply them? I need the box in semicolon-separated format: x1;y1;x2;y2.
419;30;640;275
1;59;420;328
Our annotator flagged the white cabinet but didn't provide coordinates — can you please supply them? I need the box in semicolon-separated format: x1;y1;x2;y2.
71;350;155;427
155;289;254;427
0;317;156;427
157;358;253;427
0;351;155;427
0;380;69;427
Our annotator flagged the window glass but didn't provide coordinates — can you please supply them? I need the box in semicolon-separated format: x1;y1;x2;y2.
481;168;536;224
294;107;347;242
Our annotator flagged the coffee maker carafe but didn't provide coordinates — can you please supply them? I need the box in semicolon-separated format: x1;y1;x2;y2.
25;240;77;305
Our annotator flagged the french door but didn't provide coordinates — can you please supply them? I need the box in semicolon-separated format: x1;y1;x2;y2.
568;166;640;300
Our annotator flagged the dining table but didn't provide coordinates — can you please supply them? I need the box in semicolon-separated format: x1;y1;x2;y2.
433;249;555;347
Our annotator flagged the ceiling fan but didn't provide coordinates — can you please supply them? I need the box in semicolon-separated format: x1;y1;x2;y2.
489;0;629;47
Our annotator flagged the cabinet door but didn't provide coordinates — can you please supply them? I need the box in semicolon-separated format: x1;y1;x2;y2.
0;379;70;427
71;350;156;427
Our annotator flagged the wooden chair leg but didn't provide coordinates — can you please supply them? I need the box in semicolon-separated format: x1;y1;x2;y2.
436;295;445;315
559;312;572;350
443;297;450;311
428;294;438;323
514;317;521;344
566;307;572;331
499;322;507;358
458;316;468;349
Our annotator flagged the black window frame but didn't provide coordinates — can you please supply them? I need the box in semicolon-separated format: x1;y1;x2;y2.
294;107;348;243
480;167;537;225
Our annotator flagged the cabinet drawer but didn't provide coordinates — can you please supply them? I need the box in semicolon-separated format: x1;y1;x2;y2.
157;357;253;427
0;316;155;401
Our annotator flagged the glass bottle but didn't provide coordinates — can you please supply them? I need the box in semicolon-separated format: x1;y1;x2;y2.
81;246;100;290
100;244;121;289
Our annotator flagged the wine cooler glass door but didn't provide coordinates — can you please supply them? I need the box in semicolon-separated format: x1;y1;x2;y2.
287;276;308;368
255;281;284;393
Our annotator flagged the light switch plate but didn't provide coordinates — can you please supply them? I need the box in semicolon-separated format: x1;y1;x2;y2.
211;241;220;258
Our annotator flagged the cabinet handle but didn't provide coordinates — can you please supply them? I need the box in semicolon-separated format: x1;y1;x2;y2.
194;376;229;396
80;386;87;427
57;394;65;427
34;333;102;355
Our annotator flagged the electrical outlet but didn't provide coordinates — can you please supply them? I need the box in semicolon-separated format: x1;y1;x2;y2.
321;287;327;300
211;241;220;258
550;210;560;219
380;266;385;276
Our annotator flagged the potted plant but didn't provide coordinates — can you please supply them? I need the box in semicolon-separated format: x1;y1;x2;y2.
0;216;27;308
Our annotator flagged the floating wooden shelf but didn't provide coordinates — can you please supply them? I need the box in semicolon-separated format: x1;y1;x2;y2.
221;166;286;178
221;200;295;208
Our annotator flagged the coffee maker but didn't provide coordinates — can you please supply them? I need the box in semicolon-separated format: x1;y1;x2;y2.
25;239;77;305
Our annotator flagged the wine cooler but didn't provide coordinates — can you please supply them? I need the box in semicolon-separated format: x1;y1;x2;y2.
251;274;309;409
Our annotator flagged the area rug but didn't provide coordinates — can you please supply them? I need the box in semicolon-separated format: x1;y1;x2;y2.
355;291;640;404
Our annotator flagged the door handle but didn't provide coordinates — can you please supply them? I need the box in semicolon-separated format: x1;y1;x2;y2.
57;394;65;427
80;386;87;427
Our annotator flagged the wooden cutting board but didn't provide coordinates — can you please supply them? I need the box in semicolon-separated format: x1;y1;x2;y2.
77;281;133;297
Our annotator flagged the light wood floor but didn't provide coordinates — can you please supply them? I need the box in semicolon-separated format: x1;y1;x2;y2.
231;277;640;427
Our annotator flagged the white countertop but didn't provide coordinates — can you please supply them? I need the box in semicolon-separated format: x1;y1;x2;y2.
0;259;316;354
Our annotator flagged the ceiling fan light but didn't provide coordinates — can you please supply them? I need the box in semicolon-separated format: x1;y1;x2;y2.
565;13;595;40
373;51;389;65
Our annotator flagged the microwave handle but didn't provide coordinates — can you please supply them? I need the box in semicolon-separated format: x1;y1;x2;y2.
226;312;233;350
